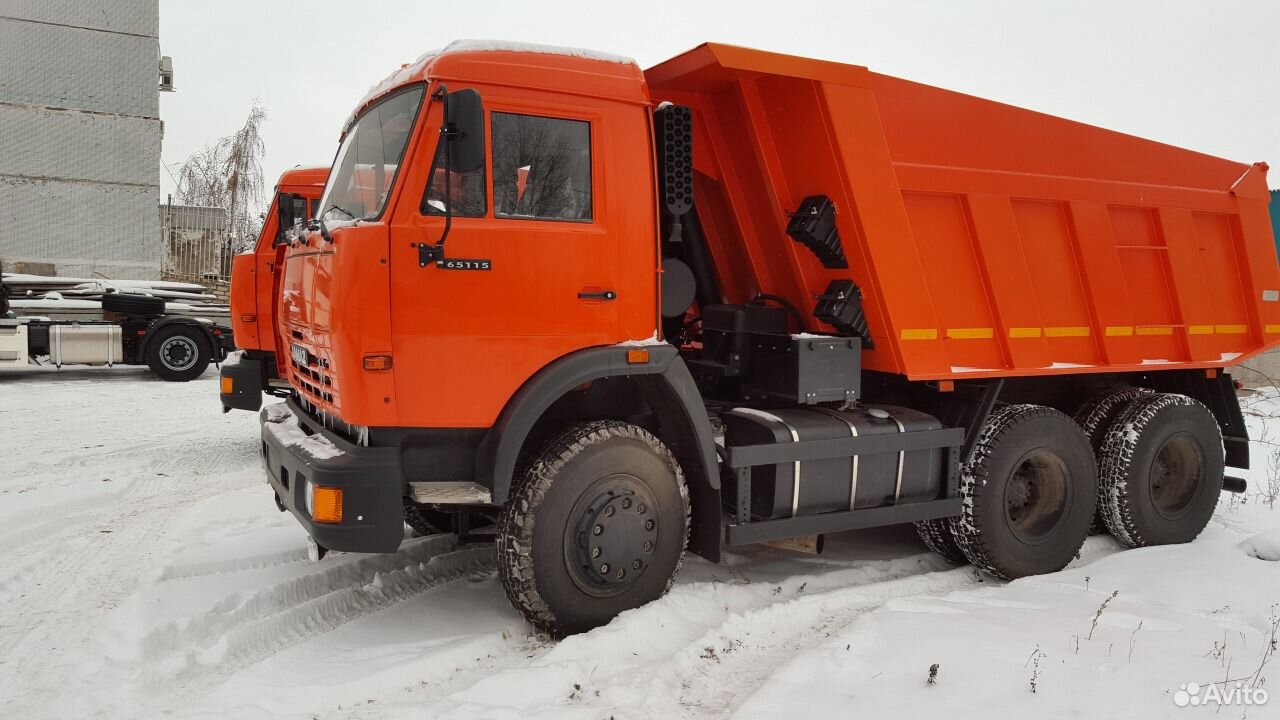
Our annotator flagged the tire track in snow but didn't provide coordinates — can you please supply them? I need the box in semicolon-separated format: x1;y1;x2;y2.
670;567;978;717
154;538;498;693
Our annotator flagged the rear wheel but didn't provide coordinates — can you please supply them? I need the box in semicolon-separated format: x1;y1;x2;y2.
146;325;210;381
914;518;967;565
1097;393;1222;547
497;421;689;636
1073;388;1152;533
950;404;1096;579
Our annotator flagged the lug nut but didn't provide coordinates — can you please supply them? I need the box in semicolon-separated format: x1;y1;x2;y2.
643;541;653;552
637;503;646;514
645;519;655;531
621;498;632;509
605;506;615;517
632;560;641;570
593;524;603;536
600;563;610;574
591;547;601;558
616;568;626;580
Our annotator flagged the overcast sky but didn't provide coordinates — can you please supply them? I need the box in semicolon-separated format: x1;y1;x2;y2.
158;0;1280;207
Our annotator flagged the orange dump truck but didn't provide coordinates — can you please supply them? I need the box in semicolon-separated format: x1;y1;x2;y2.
251;41;1275;635
220;166;328;411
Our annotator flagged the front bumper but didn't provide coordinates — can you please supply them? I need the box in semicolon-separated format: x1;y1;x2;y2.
221;353;264;412
260;399;405;553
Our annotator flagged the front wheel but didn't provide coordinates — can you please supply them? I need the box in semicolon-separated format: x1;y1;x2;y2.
146;325;210;381
497;420;689;636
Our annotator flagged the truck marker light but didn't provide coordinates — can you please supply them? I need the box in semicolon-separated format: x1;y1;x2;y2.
241;314;256;322
363;355;393;371
626;349;650;364
311;486;343;523
221;377;234;394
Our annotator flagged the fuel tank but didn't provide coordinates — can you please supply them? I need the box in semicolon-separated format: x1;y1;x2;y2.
722;404;946;520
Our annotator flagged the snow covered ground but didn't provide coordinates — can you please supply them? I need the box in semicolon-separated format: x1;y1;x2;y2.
2;367;1278;719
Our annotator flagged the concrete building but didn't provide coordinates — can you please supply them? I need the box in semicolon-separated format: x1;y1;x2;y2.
0;0;164;279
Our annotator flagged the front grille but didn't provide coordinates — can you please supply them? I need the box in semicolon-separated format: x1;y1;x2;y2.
289;343;337;406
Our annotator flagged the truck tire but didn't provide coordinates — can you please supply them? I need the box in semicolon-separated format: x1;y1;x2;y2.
1096;393;1223;548
497;420;690;636
102;292;165;317
146;325;211;381
403;499;455;536
949;404;1096;579
914;518;967;565
1073;388;1152;533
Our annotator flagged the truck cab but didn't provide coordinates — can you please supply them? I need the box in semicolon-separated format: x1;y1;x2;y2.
221;167;328;411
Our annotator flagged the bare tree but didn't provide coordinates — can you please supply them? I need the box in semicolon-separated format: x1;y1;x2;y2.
176;101;267;250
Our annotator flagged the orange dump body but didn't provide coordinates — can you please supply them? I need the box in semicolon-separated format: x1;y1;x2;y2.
647;44;1280;380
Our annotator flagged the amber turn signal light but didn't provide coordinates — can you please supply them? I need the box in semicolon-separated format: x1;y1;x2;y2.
220;376;234;394
363;355;393;371
310;486;343;524
626;349;649;364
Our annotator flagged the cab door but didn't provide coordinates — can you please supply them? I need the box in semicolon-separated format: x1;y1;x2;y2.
388;86;627;429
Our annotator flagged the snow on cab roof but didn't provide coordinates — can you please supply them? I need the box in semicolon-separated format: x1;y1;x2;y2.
346;39;636;132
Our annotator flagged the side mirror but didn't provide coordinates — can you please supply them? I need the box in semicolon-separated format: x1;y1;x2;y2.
274;193;309;246
274;193;295;246
445;88;485;174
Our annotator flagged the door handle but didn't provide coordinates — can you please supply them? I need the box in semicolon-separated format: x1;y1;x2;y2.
577;290;617;301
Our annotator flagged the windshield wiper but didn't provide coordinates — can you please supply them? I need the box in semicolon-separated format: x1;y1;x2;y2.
314;204;356;243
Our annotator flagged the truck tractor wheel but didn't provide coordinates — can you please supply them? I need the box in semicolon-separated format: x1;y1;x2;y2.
146;325;211;382
102;292;165;318
1096;393;1223;548
402;500;455;536
497;420;690;636
1073;388;1152;533
949;404;1097;579
913;518;967;565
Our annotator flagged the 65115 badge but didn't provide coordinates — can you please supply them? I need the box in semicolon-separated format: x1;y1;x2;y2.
437;258;492;271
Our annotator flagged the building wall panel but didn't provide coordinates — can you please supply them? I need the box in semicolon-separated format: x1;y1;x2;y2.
0;18;158;117
0;105;160;186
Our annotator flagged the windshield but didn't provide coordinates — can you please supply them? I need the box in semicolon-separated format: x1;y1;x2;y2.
319;85;425;222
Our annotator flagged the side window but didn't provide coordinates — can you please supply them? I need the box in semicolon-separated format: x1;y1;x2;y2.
421;137;486;217
492;113;592;221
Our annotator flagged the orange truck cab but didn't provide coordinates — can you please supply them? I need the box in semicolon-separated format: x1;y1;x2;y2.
221;166;328;412
258;40;1276;635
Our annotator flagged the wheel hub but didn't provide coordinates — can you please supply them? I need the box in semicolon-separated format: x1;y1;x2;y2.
1149;433;1202;519
160;336;197;371
1004;448;1070;544
565;474;660;598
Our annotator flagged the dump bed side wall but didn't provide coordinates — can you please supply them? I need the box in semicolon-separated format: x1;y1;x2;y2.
647;45;1280;381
